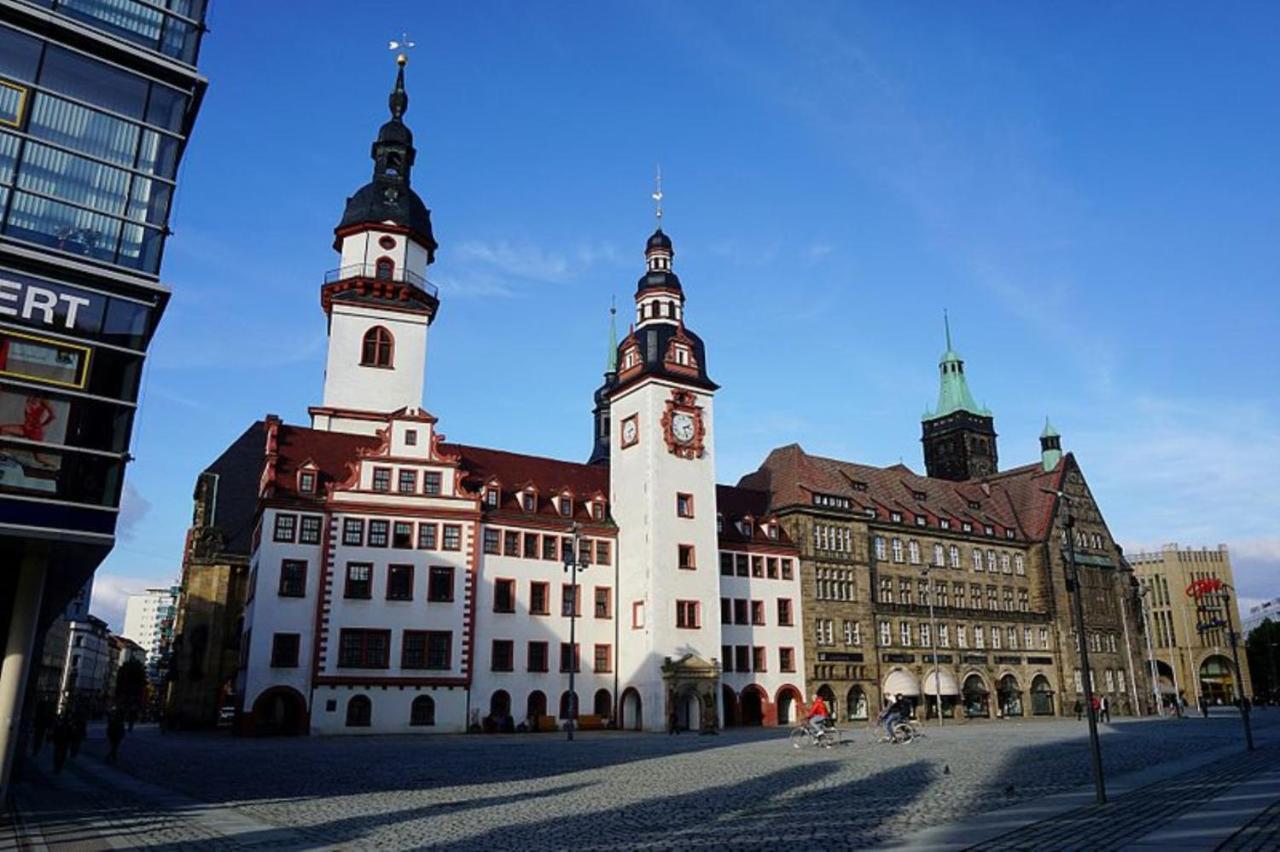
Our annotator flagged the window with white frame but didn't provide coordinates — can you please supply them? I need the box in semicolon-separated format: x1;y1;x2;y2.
974;625;985;648
1000;552;1011;574
1039;627;1049;649
986;549;997;572
991;626;1001;649
879;621;891;646
892;538;904;562
875;536;887;560
919;623;931;647
1007;627;1017;649
1117;669;1126;692
908;540;921;564
879;577;893;603
938;624;950;647
1018;589;1029;612
933;544;944;566
973;548;983;571
899;622;912;647
1024;627;1033;649
1014;554;1025;575
957;625;968;648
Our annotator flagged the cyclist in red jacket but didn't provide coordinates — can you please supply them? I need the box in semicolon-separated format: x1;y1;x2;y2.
805;694;830;740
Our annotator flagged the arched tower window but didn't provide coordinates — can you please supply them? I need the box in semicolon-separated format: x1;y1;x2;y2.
361;326;394;367
375;257;395;280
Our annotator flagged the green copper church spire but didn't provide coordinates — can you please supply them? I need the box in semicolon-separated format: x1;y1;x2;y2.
923;311;990;421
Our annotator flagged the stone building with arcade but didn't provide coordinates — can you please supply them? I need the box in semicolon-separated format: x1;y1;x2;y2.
739;325;1152;723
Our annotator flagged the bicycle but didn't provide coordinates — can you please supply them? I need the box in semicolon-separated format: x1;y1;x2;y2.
789;722;844;749
871;717;924;744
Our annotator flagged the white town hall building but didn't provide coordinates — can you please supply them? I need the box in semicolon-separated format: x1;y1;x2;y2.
236;58;807;735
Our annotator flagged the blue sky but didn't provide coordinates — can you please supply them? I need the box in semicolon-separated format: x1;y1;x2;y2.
94;1;1280;629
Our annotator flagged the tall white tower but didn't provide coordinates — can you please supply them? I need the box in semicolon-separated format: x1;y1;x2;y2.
612;225;723;731
311;55;440;436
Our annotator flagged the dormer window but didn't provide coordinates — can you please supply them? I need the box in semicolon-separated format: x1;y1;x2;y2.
742;519;754;538
915;515;927;526
559;496;573;517
939;518;951;530
592;501;605;521
984;525;994;536
623;348;639;370
484;488;499;508
522;491;535;512
298;471;316;494
890;512;902;523
404;429;417;446
912;491;928;501
361;326;394;368
962;522;973;533
767;523;779;541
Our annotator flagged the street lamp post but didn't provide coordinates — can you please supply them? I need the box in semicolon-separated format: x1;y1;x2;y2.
1058;492;1106;804
1138;585;1163;717
921;563;943;728
563;522;588;741
1117;573;1142;717
1208;585;1254;751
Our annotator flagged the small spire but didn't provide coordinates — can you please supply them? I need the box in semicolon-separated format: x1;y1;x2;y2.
606;297;618;374
387;33;414;119
944;309;953;352
652;164;664;225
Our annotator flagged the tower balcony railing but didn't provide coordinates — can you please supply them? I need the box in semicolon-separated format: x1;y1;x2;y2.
324;263;438;299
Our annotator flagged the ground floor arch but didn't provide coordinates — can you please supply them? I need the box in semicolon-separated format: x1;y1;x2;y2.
490;690;511;721
997;673;1023;718
250;686;308;736
593;688;612;719
739;685;766;726
620;688;642;731
675;687;703;731
1199;655;1236;704
1030;674;1055;716
527;690;547;722
846;685;869;720
775;685;803;726
721;685;739;727
962;673;990;719
816;683;838;721
922;668;959;719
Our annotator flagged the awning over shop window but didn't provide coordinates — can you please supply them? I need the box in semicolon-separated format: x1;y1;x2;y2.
884;669;921;697
921;669;960;696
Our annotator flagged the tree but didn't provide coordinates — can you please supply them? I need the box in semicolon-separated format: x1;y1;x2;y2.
1245;618;1280;701
115;658;147;711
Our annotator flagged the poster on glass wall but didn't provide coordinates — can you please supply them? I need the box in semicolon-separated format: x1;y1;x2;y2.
0;389;69;493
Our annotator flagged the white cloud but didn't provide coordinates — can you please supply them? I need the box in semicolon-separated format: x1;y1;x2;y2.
116;482;151;541
90;572;162;634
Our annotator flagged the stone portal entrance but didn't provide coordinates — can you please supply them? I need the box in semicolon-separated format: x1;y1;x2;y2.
662;654;720;732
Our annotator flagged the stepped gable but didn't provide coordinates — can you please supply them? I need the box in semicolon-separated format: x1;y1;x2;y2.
741;443;1067;542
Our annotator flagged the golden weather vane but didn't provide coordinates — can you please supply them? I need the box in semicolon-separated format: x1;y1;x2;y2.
652;164;663;224
388;32;416;64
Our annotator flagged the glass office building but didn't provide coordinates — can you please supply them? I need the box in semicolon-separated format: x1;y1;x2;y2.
0;0;208;759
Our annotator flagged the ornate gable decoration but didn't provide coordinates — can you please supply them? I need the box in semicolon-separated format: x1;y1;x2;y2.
662;324;700;377
661;389;706;459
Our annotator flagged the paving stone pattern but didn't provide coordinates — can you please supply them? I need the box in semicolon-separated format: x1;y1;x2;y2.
1218;791;1280;852
15;711;1280;850
971;741;1280;851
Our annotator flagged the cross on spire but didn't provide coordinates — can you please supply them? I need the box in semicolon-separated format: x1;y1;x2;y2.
652;164;664;224
388;32;416;65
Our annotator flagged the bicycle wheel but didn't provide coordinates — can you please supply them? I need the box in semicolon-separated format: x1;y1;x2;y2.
892;723;914;744
789;727;810;749
823;728;843;748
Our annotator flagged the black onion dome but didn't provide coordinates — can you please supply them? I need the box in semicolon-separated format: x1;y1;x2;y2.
635;268;683;295
646;228;673;251
376;118;413;146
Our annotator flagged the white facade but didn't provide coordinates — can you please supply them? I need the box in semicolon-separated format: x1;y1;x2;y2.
121;586;177;679
59;617;112;712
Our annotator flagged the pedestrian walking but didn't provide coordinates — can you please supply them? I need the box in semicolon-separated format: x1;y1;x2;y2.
106;711;126;764
69;712;87;758
1200;696;1209;719
50;716;71;774
1074;699;1083;721
1100;695;1110;724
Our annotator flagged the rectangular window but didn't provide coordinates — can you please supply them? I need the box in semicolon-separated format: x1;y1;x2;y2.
736;554;749;577
974;626;985;649
368;520;389;547
491;640;514;672
958;626;968;648
483;528;499;554
676;600;701;629
750;600;765;626
494;578;515;613
270;633;300;668
596;541;612;565
1015;554;1025;576
386;564;414;600
735;645;751;673
676;492;694;517
527;641;549;672
418;523;438;550
1018;590;1029;612
991;627;1002;649
879;621;891;646
900;622;912;647
594;586;612;619
278;560;307;597
530;581;550;615
392;521;413;549
523;492;536;512
523;533;539;559
427;565;454;602
720;553;734;576
777;598;793;626
483;487;499;507
1039;627;1049;650
561;584;580;617
542;536;558;561
561;538;574;563
344;562;372;599
722;645;733;672
405;430;418;446
372;468;391;492
594;644;612;673
580;540;594;565
751;556;764;578
442;525;461;550
766;557;779;579
1024;627;1033;649
423;472;442;496
402;630;451;670
273;513;296;543
919;623;931;647
720;597;732;624
560;642;580;673
559;497;573;517
734;598;748;625
781;559;794;581
752;646;767;672
299;516;322;545
780;647;795;673
632;600;645;628
678;544;696;570
938;624;950;647
504;530;520;556
337;629;390;668
398;469;417;493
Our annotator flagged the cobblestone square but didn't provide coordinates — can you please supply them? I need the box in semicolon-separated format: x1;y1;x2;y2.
10;711;1278;850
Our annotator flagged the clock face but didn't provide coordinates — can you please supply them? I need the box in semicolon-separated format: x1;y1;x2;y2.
671;412;696;444
622;418;638;445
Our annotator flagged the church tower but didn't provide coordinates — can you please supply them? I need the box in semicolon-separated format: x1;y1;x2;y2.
921;314;998;480
587;303;618;466
312;54;440;435
611;210;724;731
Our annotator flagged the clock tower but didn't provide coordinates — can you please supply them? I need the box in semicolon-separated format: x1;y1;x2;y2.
611;225;724;731
311;55;440;436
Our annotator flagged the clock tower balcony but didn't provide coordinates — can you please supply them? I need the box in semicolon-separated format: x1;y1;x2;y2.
321;263;439;319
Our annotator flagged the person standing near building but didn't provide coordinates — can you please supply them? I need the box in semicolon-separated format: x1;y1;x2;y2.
106;711;125;764
1200;695;1209;718
1100;695;1110;724
50;716;71;774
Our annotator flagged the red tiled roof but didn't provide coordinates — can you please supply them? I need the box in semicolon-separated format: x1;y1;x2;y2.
716;484;798;549
271;424;380;499
739;443;1066;542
